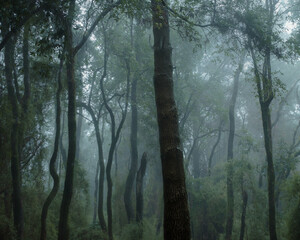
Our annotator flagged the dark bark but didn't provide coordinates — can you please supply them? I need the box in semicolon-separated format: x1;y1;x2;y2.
57;1;76;239
249;9;277;236
208;121;223;177
261;103;277;240
124;75;138;223
151;1;191;239
40;50;64;240
100;32;130;239
3;22;24;240
239;190;248;240
77;101;107;231
93;161;100;224
136;152;147;222
225;52;245;240
59;114;67;169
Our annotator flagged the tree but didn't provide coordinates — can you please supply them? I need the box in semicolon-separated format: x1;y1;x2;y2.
151;0;191;239
225;51;245;240
40;48;64;240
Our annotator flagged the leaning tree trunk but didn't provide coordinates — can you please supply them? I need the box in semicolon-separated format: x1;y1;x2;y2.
225;52;245;240
40;50;64;240
136;152;147;222
151;1;191;239
3;22;24;240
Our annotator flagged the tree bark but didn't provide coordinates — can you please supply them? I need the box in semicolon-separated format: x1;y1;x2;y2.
40;50;64;240
93;161;100;224
136;152;147;222
239;190;248;240
151;1;191;239
3;22;24;240
208;121;223;177
100;35;130;239
58;1;76;239
124;74;138;223
225;52;245;240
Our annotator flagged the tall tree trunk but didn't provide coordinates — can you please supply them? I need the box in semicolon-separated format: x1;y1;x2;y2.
58;1;76;239
136;152;147;222
124;74;138;223
225;52;245;240
93;161;100;224
40;50;64;240
239;190;248;240
261;103;277;240
208;121;223;177
94;114;107;231
100;35;130;239
3;22;24;240
76;101;107;231
151;1;191;239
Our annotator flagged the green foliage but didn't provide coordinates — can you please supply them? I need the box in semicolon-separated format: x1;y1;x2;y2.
0;214;16;240
282;174;300;240
116;219;161;240
71;225;108;240
188;177;226;240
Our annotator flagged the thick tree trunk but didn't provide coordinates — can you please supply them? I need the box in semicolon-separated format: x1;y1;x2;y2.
3;23;24;240
225;53;245;240
151;1;191;239
124;75;138;223
136;152;147;222
58;2;76;238
40;51;63;240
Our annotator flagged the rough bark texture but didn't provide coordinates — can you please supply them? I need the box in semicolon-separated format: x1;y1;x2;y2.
136;152;147;222
3;23;24;240
151;1;191;239
40;51;63;240
225;53;245;240
58;1;76;238
124;75;138;223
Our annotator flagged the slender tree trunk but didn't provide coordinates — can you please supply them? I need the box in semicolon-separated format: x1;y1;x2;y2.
76;100;107;230
95;117;107;232
239;190;248;240
261;103;277;240
225;53;245;240
151;1;191;239
136;152;147;222
40;51;64;240
58;1;76;238
93;161;99;224
3;23;24;240
100;38;130;239
124;74;138;223
208;121;223;177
